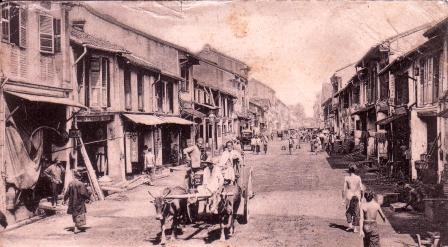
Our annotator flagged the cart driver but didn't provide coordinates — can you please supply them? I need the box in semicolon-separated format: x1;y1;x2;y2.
197;157;224;214
183;138;206;169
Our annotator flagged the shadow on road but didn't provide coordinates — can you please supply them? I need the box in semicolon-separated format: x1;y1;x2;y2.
329;223;349;232
326;155;350;170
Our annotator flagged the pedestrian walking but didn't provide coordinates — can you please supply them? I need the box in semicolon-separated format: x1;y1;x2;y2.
288;136;294;155
360;191;386;247
44;159;65;207
262;135;268;154
250;136;256;153
63;170;91;234
143;145;155;185
343;165;363;232
255;135;261;154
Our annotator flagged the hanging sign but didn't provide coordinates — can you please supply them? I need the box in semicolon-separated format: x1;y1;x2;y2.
126;132;139;163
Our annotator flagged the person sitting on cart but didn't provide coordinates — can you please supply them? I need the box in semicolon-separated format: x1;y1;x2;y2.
198;157;224;214
219;141;242;177
183;138;206;170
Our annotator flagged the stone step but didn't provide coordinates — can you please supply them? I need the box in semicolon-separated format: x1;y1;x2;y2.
380;193;400;207
390;202;407;212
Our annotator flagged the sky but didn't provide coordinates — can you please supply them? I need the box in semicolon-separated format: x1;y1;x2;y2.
87;1;448;117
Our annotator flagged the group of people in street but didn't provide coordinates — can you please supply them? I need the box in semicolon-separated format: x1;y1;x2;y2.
250;135;269;154
44;160;92;234
43;159;91;234
343;164;386;247
183;138;243;213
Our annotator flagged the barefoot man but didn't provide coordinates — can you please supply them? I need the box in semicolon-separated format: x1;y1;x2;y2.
360;191;386;247
342;164;363;232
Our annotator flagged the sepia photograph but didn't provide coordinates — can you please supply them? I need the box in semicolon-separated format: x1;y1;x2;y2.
1;1;448;246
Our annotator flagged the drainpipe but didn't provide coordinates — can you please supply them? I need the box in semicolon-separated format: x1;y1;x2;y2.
155;73;161;84
74;45;87;65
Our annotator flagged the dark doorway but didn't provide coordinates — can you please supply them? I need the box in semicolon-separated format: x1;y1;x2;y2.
78;122;108;176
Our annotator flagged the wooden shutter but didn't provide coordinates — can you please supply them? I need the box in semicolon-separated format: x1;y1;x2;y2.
53;18;61;53
39;14;53;53
89;57;101;107
137;72;144;111
1;4;10;43
101;58;110;107
9;5;18;46
18;7;26;48
124;67;131;110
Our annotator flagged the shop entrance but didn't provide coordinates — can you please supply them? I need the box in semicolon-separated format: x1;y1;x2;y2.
161;125;179;166
78;122;108;177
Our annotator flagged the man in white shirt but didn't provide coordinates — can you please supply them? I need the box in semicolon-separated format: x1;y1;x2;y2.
144;145;156;185
183;138;205;169
198;158;224;214
218;141;242;181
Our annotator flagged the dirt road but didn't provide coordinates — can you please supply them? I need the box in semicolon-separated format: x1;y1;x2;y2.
1;140;415;247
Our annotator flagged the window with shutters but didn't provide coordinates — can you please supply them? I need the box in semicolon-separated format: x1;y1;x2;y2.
101;58;110;107
53;18;61;53
155;81;164;112
1;4;10;42
167;82;174;113
419;54;440;105
180;67;189;92
39;14;54;53
89;57;101;107
2;3;26;48
137;72;144;111
124;67;132;110
87;57;109;108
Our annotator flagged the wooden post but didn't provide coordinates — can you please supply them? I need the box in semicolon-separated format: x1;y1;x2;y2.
0;86;5;212
78;137;105;200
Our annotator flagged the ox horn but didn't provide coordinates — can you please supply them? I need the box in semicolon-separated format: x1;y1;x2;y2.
147;190;155;199
162;189;171;198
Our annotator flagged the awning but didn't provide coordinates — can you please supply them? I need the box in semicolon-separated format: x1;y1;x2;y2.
416;106;438;117
181;108;206;119
162;116;194;125
5;91;87;109
351;104;375;115
123;114;164;125
194;102;219;110
376;113;407;126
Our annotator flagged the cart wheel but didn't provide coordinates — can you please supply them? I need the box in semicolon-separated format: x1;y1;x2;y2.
242;191;250;224
241;171;252;224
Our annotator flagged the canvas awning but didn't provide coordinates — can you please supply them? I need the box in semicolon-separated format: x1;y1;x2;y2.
123;114;164;125
162;116;195;125
181;108;206;119
5;91;87;109
351;104;375;115
376;113;407;126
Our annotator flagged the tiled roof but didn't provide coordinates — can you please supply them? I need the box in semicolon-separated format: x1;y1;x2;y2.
122;54;183;81
424;16;448;38
70;28;130;54
196;81;238;98
121;53;160;72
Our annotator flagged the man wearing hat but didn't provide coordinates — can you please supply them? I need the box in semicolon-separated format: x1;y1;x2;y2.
64;170;91;234
200;156;224;214
44;159;65;207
